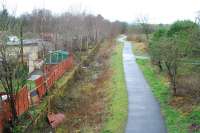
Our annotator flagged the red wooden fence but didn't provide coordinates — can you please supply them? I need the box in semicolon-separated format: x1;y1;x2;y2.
45;55;73;88
0;86;30;122
0;55;74;130
15;86;29;116
35;76;46;98
0;112;3;133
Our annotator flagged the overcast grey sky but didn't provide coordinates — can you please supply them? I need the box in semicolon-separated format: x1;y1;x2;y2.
3;0;200;24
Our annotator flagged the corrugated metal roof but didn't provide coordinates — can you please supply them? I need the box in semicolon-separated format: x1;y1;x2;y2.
7;39;41;46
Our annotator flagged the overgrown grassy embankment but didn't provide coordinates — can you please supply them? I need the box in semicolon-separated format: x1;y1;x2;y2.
102;43;128;133
13;43;100;133
137;59;200;133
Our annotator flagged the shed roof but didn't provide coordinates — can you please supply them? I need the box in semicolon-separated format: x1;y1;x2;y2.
45;50;69;64
7;39;40;46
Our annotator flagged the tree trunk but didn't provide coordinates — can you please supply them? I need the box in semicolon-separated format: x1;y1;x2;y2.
172;76;177;96
20;24;24;64
172;66;177;96
158;60;163;72
145;33;149;41
86;37;88;50
8;95;18;123
79;36;83;52
70;40;73;52
54;33;58;51
165;62;177;95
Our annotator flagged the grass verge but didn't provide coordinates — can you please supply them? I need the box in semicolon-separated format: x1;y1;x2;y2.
136;59;200;133
102;43;128;133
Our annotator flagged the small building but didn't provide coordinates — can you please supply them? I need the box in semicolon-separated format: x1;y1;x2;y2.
44;50;69;74
45;50;69;64
7;36;42;73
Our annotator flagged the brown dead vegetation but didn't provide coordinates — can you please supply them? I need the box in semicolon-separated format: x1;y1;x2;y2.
25;40;115;133
127;34;148;57
134;42;148;54
170;74;200;110
49;40;115;133
177;74;200;102
169;96;194;112
127;34;147;43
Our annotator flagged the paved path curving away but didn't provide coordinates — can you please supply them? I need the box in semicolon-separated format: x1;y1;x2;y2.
121;37;167;133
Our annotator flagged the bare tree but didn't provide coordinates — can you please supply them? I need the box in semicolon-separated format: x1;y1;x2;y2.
19;8;124;53
137;15;152;41
0;5;28;129
19;21;24;63
195;11;200;25
0;33;28;128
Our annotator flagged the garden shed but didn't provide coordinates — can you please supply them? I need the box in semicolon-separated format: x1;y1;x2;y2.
45;50;69;64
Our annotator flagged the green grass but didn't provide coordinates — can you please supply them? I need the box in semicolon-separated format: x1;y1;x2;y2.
136;59;200;133
102;43;128;133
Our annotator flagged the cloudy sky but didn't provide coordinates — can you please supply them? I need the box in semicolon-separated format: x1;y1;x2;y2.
3;0;200;24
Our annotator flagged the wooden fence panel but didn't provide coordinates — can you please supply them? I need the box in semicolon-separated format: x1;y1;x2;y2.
46;73;55;89
2;101;12;121
0;112;3;133
15;86;29;116
35;76;46;98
